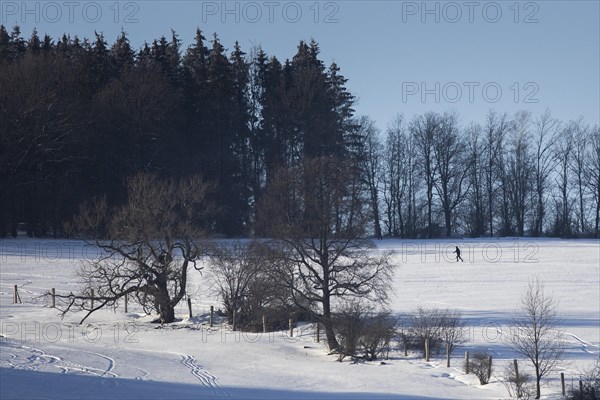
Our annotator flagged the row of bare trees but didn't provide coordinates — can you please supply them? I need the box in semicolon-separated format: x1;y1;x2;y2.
361;110;600;238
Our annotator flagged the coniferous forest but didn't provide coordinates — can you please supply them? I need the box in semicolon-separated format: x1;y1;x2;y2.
1;26;599;239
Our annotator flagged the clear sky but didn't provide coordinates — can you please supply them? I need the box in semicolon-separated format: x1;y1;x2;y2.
3;0;599;131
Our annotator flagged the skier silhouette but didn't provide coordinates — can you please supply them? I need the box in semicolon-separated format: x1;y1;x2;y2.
453;246;464;262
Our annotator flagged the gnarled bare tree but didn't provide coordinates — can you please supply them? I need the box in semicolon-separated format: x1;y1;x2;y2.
258;157;394;351
56;173;214;323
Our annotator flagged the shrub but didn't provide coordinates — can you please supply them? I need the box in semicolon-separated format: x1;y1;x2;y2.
503;361;534;399
468;351;493;385
360;311;396;361
333;302;396;362
568;358;600;400
408;308;465;360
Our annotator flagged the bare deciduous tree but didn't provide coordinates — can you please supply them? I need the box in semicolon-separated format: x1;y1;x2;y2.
258;157;394;351
570;118;591;235
531;110;560;236
412;112;441;238
356;116;384;240
433;112;471;237
507;111;534;237
509;279;564;399
56;173;214;324
483;111;510;236
587;126;600;238
464;123;487;237
441;310;466;367
382;114;420;238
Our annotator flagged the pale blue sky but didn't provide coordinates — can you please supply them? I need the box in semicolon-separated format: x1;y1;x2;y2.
3;0;599;130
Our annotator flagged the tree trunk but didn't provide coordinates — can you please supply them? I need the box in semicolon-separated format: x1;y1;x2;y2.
427;189;433;239
322;295;339;350
372;197;382;240
155;284;176;323
594;194;600;239
160;305;176;323
578;180;585;234
488;184;493;237
535;366;541;399
445;207;452;237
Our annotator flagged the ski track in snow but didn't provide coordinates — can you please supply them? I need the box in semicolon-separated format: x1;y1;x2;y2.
564;332;600;355
1;341;119;380
3;342;229;396
179;353;230;397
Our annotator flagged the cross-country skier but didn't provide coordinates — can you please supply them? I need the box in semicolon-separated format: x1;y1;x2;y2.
453;246;464;262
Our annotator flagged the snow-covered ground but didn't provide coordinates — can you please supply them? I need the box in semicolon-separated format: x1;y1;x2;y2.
1;238;598;399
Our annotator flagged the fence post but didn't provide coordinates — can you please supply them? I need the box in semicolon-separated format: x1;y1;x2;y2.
446;343;450;367
513;359;519;382
51;288;56;308
90;288;94;309
579;380;583;400
13;285;18;304
316;323;320;343
124;293;128;313
289;318;294;338
487;356;493;382
560;372;565;397
425;338;430;362
465;351;470;374
187;298;193;319
210;306;214;327
262;315;267;334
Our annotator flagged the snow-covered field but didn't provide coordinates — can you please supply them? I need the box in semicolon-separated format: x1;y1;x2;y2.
1;238;598;399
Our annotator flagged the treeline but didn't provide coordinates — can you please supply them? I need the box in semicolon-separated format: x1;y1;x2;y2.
365;111;600;238
1;26;599;238
0;26;356;237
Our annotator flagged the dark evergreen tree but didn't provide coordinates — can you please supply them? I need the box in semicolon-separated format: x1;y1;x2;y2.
26;29;40;53
0;25;10;62
111;30;135;74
